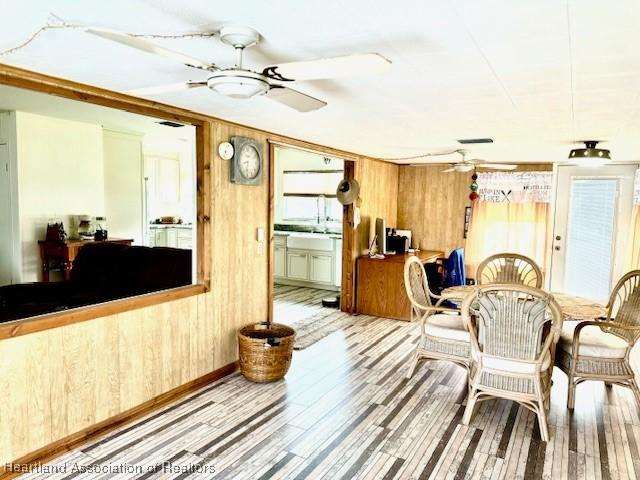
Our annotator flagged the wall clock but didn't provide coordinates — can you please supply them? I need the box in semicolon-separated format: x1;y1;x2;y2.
230;136;263;186
218;141;234;160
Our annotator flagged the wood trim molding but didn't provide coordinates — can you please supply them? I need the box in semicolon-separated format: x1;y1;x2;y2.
267;142;276;323
0;361;238;479
196;123;212;290
341;160;357;313
0;284;206;340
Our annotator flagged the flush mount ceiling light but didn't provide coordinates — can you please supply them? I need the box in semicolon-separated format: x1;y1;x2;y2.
568;141;611;166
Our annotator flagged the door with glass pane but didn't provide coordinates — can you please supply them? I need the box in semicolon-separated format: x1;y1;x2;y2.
550;164;637;301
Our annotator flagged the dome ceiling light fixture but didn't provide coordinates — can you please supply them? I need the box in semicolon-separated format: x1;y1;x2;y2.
568;140;611;166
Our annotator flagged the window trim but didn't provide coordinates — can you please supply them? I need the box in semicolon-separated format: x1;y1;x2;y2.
0;65;211;340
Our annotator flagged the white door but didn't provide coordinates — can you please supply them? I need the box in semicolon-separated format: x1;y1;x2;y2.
550;164;638;301
0;143;13;285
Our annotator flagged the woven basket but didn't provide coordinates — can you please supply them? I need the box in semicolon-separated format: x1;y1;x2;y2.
238;323;295;383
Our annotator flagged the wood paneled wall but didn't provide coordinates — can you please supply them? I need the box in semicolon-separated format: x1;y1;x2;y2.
355;158;399;255
0;64;400;466
0;120;271;465
396;163;553;255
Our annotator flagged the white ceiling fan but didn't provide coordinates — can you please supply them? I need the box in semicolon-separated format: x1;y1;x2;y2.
81;24;391;112
409;149;517;173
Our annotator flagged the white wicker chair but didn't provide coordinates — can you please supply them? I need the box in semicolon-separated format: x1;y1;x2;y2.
461;284;563;441
556;270;640;409
476;253;543;288
403;256;471;379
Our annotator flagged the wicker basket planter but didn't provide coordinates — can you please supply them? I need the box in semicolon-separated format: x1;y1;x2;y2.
238;323;295;383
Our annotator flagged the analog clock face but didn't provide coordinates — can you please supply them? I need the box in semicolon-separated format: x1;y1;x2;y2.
218;142;234;160
238;145;261;179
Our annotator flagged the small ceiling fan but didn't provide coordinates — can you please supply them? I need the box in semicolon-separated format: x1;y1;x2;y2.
81;24;391;112
410;149;517;173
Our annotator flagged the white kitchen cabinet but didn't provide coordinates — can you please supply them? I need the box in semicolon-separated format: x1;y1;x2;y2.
177;230;192;249
334;239;342;287
310;254;333;284
287;250;309;280
274;246;286;278
274;232;341;291
149;226;193;249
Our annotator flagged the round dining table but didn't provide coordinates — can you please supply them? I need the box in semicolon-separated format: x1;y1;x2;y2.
440;285;608;320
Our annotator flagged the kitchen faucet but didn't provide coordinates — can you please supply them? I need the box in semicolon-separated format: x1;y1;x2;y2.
316;195;328;233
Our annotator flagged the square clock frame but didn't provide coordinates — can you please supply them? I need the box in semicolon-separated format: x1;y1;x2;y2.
230;136;264;186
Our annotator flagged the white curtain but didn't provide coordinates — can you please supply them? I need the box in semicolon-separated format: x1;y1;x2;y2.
466;172;553;278
630;169;640;269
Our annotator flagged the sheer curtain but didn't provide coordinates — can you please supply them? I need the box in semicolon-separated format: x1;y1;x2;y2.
465;172;553;278
630;169;640;269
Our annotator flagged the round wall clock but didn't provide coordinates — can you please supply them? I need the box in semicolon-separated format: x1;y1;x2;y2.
218;141;234;160
238;144;261;180
230;136;264;185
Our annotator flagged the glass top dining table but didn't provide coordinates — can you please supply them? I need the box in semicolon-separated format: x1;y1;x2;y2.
440;285;608;320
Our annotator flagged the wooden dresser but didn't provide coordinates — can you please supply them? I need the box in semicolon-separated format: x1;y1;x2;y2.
38;238;133;282
356;250;444;321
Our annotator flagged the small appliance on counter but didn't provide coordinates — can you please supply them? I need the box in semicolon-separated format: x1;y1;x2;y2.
45;222;67;243
77;215;95;240
386;228;410;254
94;216;108;240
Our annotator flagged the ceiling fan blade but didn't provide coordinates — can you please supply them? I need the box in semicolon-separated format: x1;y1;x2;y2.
476;163;517;170
441;167;456;173
265;86;327;112
125;81;207;96
264;53;391;81
83;27;216;70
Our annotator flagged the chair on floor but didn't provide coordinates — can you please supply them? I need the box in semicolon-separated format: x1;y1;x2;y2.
476;252;543;288
403;255;471;378
556;270;640;410
461;284;562;442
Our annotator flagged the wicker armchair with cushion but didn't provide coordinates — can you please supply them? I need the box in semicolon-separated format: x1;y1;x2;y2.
403;255;471;379
556;270;640;409
461;284;563;441
476;252;543;288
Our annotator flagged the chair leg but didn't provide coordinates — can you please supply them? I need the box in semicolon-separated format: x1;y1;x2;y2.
406;348;421;379
462;387;478;425
537;403;550;442
567;376;576;410
629;378;640;408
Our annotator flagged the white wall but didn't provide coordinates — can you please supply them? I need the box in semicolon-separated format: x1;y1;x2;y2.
103;129;144;244
16;112;104;281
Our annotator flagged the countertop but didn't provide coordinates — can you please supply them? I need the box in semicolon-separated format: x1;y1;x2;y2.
149;224;193;229
275;230;342;240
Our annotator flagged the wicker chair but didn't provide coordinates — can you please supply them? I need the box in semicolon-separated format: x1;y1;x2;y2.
403;256;471;379
461;284;563;441
556;270;640;409
476;253;543;288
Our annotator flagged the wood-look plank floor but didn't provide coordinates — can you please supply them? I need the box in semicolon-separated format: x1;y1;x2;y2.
273;285;338;326
17;292;640;480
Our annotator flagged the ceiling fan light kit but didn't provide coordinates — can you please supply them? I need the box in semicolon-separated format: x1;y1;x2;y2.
207;70;270;99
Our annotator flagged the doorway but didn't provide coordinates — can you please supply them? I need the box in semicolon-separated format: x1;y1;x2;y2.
550;164;638;301
269;144;353;326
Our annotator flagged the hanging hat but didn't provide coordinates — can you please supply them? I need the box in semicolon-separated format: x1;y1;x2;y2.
336;178;360;205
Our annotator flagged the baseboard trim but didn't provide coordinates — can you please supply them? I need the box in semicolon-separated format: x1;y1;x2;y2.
0;361;238;479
